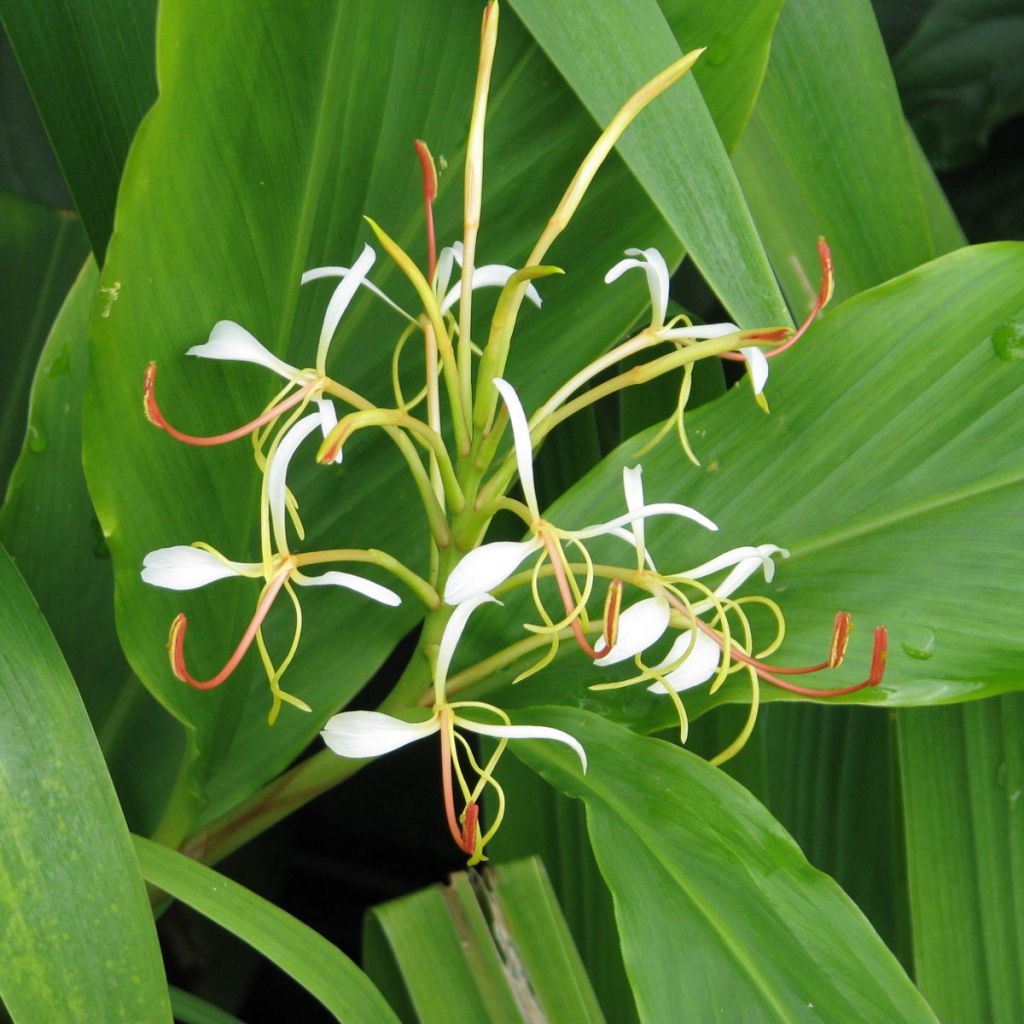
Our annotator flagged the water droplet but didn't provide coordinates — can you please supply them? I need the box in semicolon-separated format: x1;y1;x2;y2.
46;346;71;379
27;424;47;453
901;627;936;661
705;42;732;67
990;310;1024;361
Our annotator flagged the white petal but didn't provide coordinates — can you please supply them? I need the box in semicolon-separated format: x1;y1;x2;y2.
741;346;770;394
267;413;322;550
493;378;539;519
622;465;646;562
187;321;299;380
649;630;720;693
302;265;414;322
315;399;342;464
603;248;669;327
443;539;544;605
434;241;463;299
439;265;543;313
594;595;671;666
436;593;501;688
576;501;717;539
692;545;789;608
458;719;588;773
141;546;256;590
317;244;376;372
298;571;401;606
680;544;786;581
321;710;439;758
662;321;740;340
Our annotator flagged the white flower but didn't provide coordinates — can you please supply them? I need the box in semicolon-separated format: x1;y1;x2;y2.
443;381;717;605
648;629;721;693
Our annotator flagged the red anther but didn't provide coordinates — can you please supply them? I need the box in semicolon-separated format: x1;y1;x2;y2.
603;579;623;650
829;611;852;668
461;803;480;855
414;139;438;281
169;570;289;690
762;237;834;359
145;362;312;446
868;626;888;685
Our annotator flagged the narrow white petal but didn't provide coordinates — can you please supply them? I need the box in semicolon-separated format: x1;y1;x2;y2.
680;544;786;581
436;593;500;689
302;266;414;322
662;321;740;340
443;539;541;605
622;465;646;562
317;244;376;372
187;321;299;380
439;265;542;313
315;398;342;464
576;501;717;539
493;378;539;519
141;546;255;590
703;545;788;604
741;346;770;394
267;413;321;550
649;630;721;693
434;242;462;299
604;256;644;284
604;249;670;326
594;595;671;665
458;719;588;773
298;571;401;606
321;710;439;758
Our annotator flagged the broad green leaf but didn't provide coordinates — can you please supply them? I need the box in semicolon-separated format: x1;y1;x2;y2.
0;259;183;836
0;0;157;257
890;0;1024;170
0;547;170;1024
899;695;1024;1023
733;0;957;308
133;835;400;1024
365;858;604;1024
0;188;88;491
507;0;789;326
84;0;706;823
460;243;1024;722
510;708;936;1022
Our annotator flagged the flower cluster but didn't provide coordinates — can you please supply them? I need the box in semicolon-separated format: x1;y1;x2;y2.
141;4;886;861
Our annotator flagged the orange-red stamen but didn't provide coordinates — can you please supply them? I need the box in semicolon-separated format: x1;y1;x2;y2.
415;139;438;282
169;568;290;690
144;363;313;447
439;722;476;854
603;579;623;651
541;533;603;658
461;803;480;855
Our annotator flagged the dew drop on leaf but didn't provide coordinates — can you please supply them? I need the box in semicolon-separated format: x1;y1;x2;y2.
900;627;936;661
989;310;1024;361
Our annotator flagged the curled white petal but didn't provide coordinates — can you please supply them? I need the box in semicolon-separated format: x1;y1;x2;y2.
649;630;721;693
434;240;464;299
594;594;671;666
267;413;322;551
576;501;717;539
301;265;414;322
317;244;376;373
443;539;545;605
315;398;342;464
436;593;501;689
457;718;588;773
741;346;770;395
141;546;257;590
680;544;786;581
440;265;543;314
187;321;299;380
661;321;740;340
604;248;669;327
691;546;789;611
622;465;646;562
493;379;539;519
298;571;401;606
321;710;439;758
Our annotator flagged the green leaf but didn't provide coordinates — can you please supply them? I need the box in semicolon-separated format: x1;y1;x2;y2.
168;987;244;1024
507;0;790;325
732;0;958;308
364;859;604;1024
133;835;400;1024
83;0;703;822
0;546;170;1023
0;259;183;836
510;708;936;1022
898;695;1024;1022
0;0;157;257
0;188;88;492
465;243;1024;723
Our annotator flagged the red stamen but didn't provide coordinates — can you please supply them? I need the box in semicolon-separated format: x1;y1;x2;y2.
603;579;623;651
829;610;851;668
461;803;480;855
169;569;290;690
144;363;313;446
541;533;603;658
415;140;438;282
439;723;475;854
